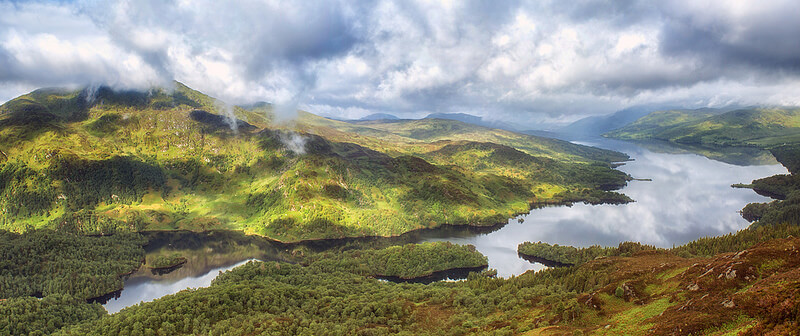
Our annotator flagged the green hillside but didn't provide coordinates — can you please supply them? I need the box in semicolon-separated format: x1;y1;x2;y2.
0;83;631;241
605;107;800;148
299;114;630;163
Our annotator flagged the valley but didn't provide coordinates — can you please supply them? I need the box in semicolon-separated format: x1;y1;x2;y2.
2;85;800;335
0;83;630;242
4;2;800;335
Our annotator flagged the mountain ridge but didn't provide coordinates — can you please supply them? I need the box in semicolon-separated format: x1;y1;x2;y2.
605;107;800;148
0;83;631;241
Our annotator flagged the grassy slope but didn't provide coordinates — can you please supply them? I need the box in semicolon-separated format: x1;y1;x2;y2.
0;84;630;241
606;107;800;148
300;114;630;163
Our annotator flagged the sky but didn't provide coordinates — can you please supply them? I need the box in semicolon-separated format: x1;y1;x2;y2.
1;0;800;128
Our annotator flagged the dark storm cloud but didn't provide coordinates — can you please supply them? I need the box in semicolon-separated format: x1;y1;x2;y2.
237;1;366;83
659;4;800;72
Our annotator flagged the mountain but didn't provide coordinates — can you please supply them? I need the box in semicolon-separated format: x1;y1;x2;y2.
359;113;399;121
423;112;519;132
302;114;629;163
0;82;631;242
5;84;800;336
605;107;800;148
559;106;659;137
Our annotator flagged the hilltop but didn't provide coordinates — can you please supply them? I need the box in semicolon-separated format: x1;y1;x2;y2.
0;83;631;241
558;106;657;138
605;107;800;148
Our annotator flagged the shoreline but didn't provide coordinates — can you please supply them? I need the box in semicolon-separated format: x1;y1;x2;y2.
137;196;632;246
375;264;489;284
516;252;574;268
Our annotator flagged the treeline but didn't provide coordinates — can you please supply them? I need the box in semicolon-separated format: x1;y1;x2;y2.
0;229;146;299
518;223;800;269
672;222;800;257
57;250;598;335
518;241;657;266
145;254;186;269
49;211;148;236
305;242;488;279
0;294;106;336
552;188;632;205
740;145;800;227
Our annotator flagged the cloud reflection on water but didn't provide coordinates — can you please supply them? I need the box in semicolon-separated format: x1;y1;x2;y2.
104;259;255;313
423;139;787;277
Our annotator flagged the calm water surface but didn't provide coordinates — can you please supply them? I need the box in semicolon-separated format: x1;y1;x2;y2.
104;259;255;313
104;138;787;311
421;138;786;276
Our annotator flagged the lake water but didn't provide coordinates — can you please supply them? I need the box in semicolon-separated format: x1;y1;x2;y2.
420;138;787;277
103;138;787;311
104;259;255;314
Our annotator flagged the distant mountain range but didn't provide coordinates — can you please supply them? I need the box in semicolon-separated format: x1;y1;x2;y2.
347;112;520;132
358;113;399;121
557;106;660;138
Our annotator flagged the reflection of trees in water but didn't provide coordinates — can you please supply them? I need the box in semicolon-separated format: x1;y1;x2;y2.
629;139;778;166
135;224;509;282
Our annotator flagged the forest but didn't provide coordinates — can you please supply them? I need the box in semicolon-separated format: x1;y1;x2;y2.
38;222;800;336
0;230;146;335
303;242;488;279
738;145;800;228
517;241;657;266
1;219;799;335
0;230;146;299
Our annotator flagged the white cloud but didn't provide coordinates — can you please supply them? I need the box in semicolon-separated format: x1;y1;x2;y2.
1;0;799;128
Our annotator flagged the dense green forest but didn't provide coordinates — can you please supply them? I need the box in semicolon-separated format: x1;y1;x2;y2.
144;254;187;270
1;294;107;336
0;230;146;299
43;222;800;336
304;242;488;279
0;230;147;335
4;218;800;334
0;83;631;241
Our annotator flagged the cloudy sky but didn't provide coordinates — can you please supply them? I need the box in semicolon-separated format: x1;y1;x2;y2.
1;0;800;128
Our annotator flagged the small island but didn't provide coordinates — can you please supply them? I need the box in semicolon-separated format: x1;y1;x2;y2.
518;241;659;267
517;241;579;266
145;254;187;270
307;242;489;281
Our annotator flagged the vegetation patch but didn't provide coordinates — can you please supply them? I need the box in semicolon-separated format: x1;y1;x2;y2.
145;253;187;270
0;229;146;300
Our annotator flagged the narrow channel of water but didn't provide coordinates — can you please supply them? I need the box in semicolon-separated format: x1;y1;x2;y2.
104;259;256;313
